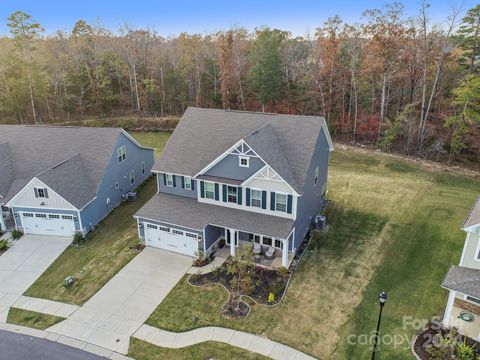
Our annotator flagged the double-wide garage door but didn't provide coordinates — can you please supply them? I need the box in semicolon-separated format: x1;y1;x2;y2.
144;222;199;256
20;212;76;236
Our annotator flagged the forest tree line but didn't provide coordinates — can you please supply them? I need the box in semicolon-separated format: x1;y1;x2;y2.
1;2;480;163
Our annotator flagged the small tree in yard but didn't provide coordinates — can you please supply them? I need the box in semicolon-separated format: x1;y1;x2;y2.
226;258;255;310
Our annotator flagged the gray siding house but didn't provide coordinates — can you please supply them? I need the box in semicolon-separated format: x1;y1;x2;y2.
135;107;333;267
0;126;154;236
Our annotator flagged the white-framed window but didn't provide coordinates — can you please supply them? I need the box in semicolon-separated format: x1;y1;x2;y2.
274;238;283;249
35;213;47;218
166;174;174;187
141;161;146;175
227;186;237;203
205;182;215;199
184;176;192;190
23;213;34;217
34;187;48;198
314;166;319;186
251;189;262;208
130;170;135;185
117;146;126;163
239;156;249;167
275;193;287;212
262;236;273;246
185;232;198;239
49;214;60;219
466;295;480;305
115;181;120;189
62;215;74;220
172;229;184;235
146;224;158;229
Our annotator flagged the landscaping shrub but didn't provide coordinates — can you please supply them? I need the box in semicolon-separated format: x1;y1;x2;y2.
72;232;85;245
11;229;23;240
0;239;8;252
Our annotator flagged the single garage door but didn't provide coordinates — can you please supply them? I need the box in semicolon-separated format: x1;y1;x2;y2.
20;212;76;236
144;223;199;256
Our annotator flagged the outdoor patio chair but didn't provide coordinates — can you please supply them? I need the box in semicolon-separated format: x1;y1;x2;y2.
265;246;275;260
253;242;261;255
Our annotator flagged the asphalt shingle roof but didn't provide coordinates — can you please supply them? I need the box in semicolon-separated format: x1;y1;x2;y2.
463;196;480;230
155;107;332;194
0;125;122;208
442;266;480;298
135;192;294;239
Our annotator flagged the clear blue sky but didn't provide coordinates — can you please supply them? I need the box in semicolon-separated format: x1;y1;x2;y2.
0;0;476;37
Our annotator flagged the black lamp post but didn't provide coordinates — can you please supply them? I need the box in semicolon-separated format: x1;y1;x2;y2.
371;291;388;360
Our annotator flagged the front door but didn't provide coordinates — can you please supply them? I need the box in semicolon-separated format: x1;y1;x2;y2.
226;230;238;246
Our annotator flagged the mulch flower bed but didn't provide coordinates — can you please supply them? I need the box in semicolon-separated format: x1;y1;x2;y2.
189;258;290;306
414;324;480;359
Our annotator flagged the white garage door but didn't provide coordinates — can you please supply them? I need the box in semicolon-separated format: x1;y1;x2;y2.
144;223;199;256
20;212;76;236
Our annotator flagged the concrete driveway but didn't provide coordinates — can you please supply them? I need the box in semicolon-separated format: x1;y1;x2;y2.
0;235;72;322
48;247;192;354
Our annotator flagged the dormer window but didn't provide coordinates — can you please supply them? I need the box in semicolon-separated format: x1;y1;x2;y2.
239;156;249;168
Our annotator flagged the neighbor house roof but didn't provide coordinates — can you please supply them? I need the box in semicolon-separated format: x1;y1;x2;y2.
0;125;124;208
442;265;480;299
462;195;480;230
154;107;333;195
135;192;294;239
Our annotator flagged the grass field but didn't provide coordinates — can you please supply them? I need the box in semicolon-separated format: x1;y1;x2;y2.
141;135;479;359
132;131;171;158
7;308;64;330
129;338;269;360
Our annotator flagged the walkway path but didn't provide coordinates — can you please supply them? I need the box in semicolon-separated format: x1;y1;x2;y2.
186;256;226;274
133;324;317;360
0;235;72;322
12;296;79;318
47;248;192;354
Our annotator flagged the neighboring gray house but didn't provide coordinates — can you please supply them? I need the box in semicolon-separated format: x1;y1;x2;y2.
442;196;480;340
0;125;154;236
134;107;333;267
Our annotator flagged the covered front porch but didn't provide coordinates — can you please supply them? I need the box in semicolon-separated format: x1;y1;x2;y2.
205;225;294;268
0;205;15;232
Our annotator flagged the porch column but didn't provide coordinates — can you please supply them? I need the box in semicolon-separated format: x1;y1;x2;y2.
229;229;236;257
443;290;456;327
0;207;5;232
282;237;289;268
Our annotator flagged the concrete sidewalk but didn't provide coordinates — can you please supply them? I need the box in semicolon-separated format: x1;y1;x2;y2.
48;248;192;354
13;296;79;318
0;235;72;322
133;324;317;360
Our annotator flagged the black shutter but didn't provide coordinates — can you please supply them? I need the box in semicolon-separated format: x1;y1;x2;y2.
34;188;39;198
270;192;276;211
222;185;227;202
237;187;242;205
44;188;49;198
200;181;205;198
214;183;219;201
163;173;167;186
181;176;185;189
191;179;195;191
262;191;267;209
172;175;176;187
287;195;293;214
246;188;251;206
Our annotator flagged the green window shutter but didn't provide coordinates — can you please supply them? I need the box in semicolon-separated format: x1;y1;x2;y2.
163;173;167;186
287;195;293;214
214;183;219;201
262;191;267;209
181;176;185;189
200;181;205;198
237;187;242;205
191;179;195;191
222;185;227;202
270;192;276;211
172;175;176;187
246;188;251;206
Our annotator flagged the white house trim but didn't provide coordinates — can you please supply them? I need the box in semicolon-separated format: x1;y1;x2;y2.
242;164;300;197
133;215;203;234
6;178;79;211
443;290;456;326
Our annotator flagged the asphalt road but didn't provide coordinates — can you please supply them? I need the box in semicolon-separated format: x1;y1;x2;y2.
0;330;107;360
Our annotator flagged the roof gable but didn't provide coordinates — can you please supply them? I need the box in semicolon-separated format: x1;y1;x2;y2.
463;195;480;231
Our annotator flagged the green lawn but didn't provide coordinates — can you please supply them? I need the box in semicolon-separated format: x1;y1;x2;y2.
131;131;171;158
129;338;269;360
7;308;64;330
144;145;479;359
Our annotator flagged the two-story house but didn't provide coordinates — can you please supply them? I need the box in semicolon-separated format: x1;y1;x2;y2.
442;196;480;340
134;107;333;267
0;125;154;236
